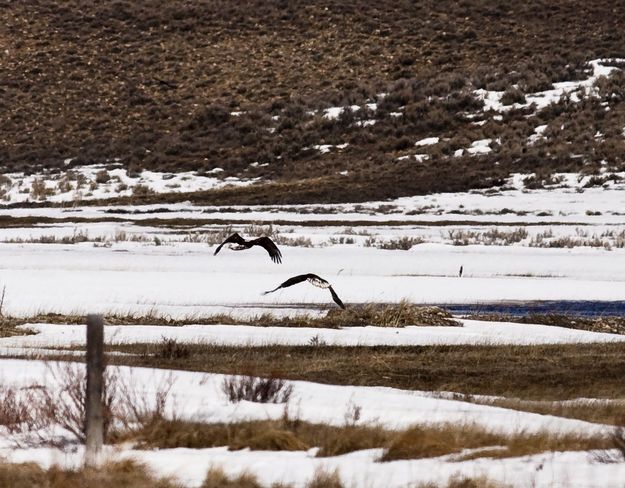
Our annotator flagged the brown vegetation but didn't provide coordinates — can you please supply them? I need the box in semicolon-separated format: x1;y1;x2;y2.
0;304;458;331
118;416;608;461
0;461;181;488
4;1;625;204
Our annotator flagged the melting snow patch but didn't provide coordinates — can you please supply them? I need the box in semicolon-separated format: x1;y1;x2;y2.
415;137;440;146
467;139;492;155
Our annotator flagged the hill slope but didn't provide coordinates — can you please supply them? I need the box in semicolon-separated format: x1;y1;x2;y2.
2;0;625;204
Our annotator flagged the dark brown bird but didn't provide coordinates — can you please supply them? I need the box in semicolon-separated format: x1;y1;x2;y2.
214;233;282;263
263;273;345;309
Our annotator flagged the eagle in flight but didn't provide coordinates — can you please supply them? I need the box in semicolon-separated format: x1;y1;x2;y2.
263;273;345;309
214;233;282;263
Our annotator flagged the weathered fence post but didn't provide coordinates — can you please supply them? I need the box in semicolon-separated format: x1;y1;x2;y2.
85;314;104;467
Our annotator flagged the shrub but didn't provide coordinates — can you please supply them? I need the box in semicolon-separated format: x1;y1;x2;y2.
0;385;38;433
500;86;526;105
95;169;110;183
222;375;293;404
131;184;155;196
30;178;52;200
35;362;119;443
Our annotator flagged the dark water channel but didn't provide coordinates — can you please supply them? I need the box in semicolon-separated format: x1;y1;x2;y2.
438;301;625;318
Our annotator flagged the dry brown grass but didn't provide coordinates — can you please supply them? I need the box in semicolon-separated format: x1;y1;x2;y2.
119;416;391;457
382;423;609;462
201;468;266;488
417;477;510;488
0;461;510;488
106;342;625;401
0;460;181;488
116;415;608;462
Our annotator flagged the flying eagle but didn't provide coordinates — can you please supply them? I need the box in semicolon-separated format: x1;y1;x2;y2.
263;273;346;309
214;233;282;263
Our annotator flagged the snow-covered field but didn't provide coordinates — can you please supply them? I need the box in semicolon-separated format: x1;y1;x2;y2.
2;242;625;318
3;178;625;486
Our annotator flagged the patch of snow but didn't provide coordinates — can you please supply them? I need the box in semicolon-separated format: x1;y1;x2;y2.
466;138;492;155
416;137;440;146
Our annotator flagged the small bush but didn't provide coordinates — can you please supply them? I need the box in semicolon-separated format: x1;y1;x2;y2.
0;385;38;433
30;178;53;200
222;375;293;404
95;169;110;183
500;86;526;105
131;184;155;197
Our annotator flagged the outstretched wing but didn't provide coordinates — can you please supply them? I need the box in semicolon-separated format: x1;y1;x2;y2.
251;236;282;263
328;286;346;309
263;274;310;294
214;232;246;255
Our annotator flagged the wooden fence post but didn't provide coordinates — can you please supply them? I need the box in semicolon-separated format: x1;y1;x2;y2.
85;314;104;467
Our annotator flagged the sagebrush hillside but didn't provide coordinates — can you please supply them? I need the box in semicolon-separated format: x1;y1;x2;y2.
3;0;625;204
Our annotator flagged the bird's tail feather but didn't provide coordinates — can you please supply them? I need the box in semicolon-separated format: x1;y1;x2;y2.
262;286;281;295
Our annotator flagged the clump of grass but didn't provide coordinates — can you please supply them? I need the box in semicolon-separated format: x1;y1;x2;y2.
201;468;264;488
324;302;460;327
222;375;293;404
306;470;344;488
